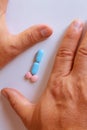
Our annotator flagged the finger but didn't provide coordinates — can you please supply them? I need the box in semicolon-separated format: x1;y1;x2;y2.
1;88;35;124
52;20;83;77
0;0;8;14
73;24;87;76
14;25;52;54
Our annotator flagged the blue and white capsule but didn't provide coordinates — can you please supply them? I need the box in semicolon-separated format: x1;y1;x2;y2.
35;49;44;63
31;62;39;75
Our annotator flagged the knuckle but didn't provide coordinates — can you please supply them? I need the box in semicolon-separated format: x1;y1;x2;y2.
20;32;33;45
49;74;63;95
19;32;33;46
57;48;73;58
24;31;42;44
49;74;75;102
78;47;87;57
25;32;35;43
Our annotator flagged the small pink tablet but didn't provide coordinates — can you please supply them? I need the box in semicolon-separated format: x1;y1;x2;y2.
25;72;32;79
31;75;38;82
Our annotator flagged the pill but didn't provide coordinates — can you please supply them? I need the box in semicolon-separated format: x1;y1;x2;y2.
31;75;38;82
35;49;44;63
25;72;32;79
31;62;39;75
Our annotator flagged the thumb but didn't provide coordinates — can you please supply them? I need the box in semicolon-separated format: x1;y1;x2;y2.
1;88;35;126
14;25;53;53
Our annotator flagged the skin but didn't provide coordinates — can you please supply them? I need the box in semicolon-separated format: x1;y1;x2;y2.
1;1;87;130
0;0;52;68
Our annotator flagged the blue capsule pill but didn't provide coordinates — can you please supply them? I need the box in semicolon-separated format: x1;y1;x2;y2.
36;50;44;63
31;62;39;75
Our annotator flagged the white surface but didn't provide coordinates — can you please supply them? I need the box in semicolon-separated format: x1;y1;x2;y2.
0;0;87;130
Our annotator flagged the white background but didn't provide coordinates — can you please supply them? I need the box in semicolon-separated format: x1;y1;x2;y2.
0;0;87;130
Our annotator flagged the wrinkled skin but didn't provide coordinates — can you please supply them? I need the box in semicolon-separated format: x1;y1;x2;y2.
0;0;52;68
1;1;87;130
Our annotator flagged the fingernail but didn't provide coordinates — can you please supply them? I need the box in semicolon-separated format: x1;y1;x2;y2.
1;90;8;99
73;20;83;30
40;28;52;37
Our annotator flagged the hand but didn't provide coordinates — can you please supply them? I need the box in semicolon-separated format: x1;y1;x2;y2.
1;20;87;130
0;0;52;68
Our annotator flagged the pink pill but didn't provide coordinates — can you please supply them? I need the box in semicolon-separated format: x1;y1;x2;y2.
25;72;32;79
31;75;38;82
